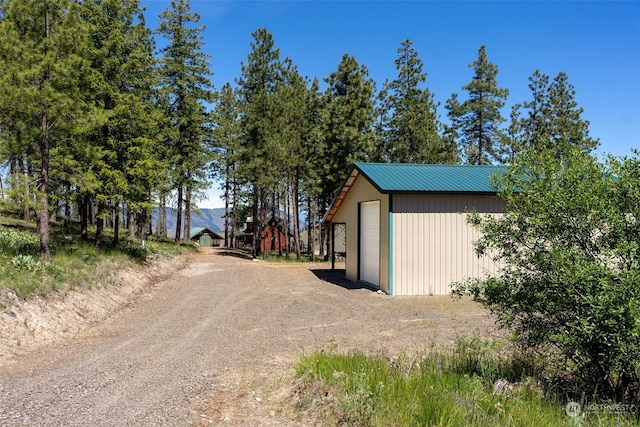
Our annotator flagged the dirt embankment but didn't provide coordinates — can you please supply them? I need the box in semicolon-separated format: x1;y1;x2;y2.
0;254;188;366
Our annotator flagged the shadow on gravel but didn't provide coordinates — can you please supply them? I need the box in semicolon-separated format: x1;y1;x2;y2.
310;269;378;292
214;250;253;260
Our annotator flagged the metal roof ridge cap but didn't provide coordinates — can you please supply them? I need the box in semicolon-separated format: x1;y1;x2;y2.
354;163;387;193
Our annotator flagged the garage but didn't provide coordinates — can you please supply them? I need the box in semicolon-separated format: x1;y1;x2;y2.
324;163;506;295
359;200;380;287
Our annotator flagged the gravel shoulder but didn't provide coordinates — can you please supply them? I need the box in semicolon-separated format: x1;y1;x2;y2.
0;248;500;426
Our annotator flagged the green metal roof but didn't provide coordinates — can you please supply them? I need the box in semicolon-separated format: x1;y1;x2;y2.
354;163;505;194
324;163;506;223
189;227;223;240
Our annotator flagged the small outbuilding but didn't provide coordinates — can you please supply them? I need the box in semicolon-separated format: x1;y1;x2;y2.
190;227;224;247
324;163;506;296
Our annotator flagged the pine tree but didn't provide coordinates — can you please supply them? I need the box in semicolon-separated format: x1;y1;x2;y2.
236;28;285;258
210;83;241;247
298;78;324;259
78;0;161;247
277;62;321;259
457;46;508;165
379;39;442;163
0;0;100;259
320;54;377;203
506;70;599;159
157;0;214;245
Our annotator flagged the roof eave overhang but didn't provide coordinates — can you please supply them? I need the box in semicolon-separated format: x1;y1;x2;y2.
323;168;359;224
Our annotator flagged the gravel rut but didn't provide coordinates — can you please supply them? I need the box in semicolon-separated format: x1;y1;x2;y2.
0;248;499;426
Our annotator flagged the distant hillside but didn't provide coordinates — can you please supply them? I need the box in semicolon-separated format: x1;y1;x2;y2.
151;207;226;238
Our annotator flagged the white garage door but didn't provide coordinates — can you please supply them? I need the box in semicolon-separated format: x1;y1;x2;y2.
360;201;380;288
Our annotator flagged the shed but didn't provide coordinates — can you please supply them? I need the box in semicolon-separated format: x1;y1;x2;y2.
190;227;224;247
324;163;506;296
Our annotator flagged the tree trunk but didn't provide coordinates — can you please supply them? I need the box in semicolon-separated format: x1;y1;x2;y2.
252;189;258;259
317;198;324;259
230;176;237;248
19;156;30;222
37;125;51;260
224;170;230;247
310;196;317;262
261;190;268;260
174;186;183;245
129;206;136;239
283;190;289;259
138;211;147;241
113;204;120;246
324;223;331;262
63;189;71;230
183;185;191;245
80;194;89;240
38;1;51;260
292;167;301;260
94;202;105;249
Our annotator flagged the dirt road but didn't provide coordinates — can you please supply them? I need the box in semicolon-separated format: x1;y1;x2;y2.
0;248;499;426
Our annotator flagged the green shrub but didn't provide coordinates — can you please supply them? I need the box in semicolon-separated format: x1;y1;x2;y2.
0;227;40;255
455;151;640;402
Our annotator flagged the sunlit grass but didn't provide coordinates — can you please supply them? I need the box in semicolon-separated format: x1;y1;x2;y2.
295;337;639;426
0;219;183;300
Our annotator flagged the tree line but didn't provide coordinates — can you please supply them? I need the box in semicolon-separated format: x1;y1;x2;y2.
0;0;598;260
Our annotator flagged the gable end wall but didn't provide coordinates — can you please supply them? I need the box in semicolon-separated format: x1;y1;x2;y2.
331;174;389;293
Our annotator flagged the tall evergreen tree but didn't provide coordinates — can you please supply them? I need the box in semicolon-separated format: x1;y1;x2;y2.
210;83;241;247
79;0;161;247
505;70;599;159
0;0;101;259
379;39;443;163
157;0;214;244
318;54;377;258
277;61;321;259
457;45;508;165
298;78;324;258
442;93;463;164
320;54;377;203
236;28;285;258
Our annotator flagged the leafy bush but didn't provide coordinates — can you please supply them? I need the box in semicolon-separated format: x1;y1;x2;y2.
454;150;640;402
0;226;40;255
121;242;155;262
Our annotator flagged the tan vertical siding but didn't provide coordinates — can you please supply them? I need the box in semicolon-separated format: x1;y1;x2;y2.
392;194;504;296
331;173;389;293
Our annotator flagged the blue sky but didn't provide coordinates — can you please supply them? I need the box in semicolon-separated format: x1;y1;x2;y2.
141;0;640;208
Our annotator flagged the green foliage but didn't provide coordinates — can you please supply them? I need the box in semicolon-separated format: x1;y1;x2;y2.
296;338;638;426
157;0;215;243
320;53;377;202
0;0;103;259
0;224;181;299
377;39;454;164
236;28;287;193
504;71;599;160
0;226;41;255
453;46;509;165
455;149;640;402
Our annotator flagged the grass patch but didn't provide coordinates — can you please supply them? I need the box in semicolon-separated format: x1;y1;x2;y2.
0;223;184;300
295;336;639;426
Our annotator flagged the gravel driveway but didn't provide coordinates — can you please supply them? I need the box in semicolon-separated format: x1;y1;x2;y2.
0;248;499;426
